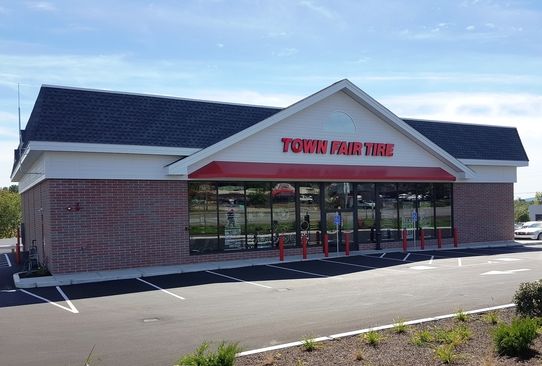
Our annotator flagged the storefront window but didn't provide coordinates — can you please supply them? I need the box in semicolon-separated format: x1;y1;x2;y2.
398;183;417;239
435;183;452;237
378;183;399;241
417;183;435;238
356;183;375;243
218;182;246;250
325;182;354;210
189;182;219;254
272;182;297;248
246;182;272;249
299;183;321;246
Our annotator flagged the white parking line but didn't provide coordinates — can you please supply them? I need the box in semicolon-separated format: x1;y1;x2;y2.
429;255;434;265
402;253;411;261
19;288;79;314
379;253;386;258
320;259;377;270
136;278;185;300
206;270;273;289
360;254;414;263
458;258;462;267
4;253;11;267
266;264;327;278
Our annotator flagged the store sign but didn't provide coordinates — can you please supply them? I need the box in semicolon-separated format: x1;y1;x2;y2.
281;137;395;157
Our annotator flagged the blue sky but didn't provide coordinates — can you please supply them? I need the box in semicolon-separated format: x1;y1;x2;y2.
0;0;541;197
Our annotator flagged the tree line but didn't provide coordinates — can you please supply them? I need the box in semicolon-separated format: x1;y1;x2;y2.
515;192;542;223
0;185;20;238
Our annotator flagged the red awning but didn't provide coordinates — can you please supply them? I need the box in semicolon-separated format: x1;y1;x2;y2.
189;161;456;181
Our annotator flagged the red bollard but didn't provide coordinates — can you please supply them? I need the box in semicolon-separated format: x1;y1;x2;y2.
279;235;285;261
345;233;350;256
323;233;329;257
302;235;308;260
437;228;442;249
402;229;407;252
453;228;459;247
15;227;21;265
420;229;425;250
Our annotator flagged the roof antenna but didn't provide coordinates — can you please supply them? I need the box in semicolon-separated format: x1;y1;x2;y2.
18;83;22;155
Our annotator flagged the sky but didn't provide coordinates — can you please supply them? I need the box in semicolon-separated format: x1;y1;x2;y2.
0;0;540;198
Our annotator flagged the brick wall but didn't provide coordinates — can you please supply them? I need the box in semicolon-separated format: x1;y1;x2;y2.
46;179;188;273
21;181;52;269
453;183;514;243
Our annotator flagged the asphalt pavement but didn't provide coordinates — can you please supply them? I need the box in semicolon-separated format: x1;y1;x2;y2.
1;242;542;366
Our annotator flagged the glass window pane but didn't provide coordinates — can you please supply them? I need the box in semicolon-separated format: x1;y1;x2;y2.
246;182;272;249
325;183;353;210
435;183;452;237
417;183;434;238
218;182;246;250
398;183;417;239
272;182;297;247
378;183;399;241
356;183;375;243
189;182;219;254
299;183;321;246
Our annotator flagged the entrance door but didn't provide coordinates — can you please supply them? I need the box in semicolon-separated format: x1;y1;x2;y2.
324;182;354;252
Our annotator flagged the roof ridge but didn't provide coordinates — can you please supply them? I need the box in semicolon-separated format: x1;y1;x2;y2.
40;84;284;110
403;117;517;129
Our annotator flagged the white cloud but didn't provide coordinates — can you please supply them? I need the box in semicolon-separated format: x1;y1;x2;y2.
216;43;224;48
25;1;56;11
298;0;337;20
274;48;298;57
382;92;542;198
465;25;476;31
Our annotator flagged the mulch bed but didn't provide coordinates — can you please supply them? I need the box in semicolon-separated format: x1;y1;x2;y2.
236;308;542;365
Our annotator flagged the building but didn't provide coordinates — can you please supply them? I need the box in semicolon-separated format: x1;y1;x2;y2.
529;205;542;221
11;80;529;274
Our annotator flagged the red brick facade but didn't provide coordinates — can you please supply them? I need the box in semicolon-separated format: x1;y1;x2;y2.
453;183;514;243
20;180;513;274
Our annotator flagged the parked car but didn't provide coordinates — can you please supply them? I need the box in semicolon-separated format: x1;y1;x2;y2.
514;221;542;240
299;195;313;204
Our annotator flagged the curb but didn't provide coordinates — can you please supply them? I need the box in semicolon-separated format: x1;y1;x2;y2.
237;303;516;357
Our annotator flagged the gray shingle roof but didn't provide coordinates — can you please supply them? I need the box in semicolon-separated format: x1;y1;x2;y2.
19;85;528;163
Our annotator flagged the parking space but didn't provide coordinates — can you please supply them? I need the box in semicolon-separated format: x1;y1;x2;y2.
2;244;540;315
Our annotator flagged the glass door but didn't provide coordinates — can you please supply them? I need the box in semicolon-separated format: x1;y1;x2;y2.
324;182;354;253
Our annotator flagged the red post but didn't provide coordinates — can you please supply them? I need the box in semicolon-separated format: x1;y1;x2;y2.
402;229;407;252
453;228;459;247
302;235;307;260
345;233;350;256
323;233;329;257
420;229;425;250
279;235;285;261
437;228;442;249
15;227;21;265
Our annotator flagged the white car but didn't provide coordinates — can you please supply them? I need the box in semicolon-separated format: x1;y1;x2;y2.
300;195;313;204
514;221;542;240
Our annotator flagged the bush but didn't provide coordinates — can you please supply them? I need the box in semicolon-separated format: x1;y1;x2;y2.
435;344;458;364
362;330;383;346
301;336;317;352
411;330;432;346
493;317;538;356
392;319;408;334
514;280;542;318
482;311;500;325
455;309;469;322
177;341;241;366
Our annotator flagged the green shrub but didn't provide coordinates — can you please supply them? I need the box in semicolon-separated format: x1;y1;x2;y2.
482;311;500;325
514;280;542;318
301;336;317;352
362;330;383;346
392;319;408;334
177;341;241;366
435;344;458;364
493;317;538;356
411;329;432;346
455;309;469;322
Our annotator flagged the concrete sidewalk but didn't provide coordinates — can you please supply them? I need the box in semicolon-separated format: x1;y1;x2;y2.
13;240;524;288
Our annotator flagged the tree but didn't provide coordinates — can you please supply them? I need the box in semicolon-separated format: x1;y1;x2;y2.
0;186;21;238
535;192;542;205
514;198;530;223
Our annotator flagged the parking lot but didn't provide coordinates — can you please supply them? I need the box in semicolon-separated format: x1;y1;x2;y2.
1;242;542;366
